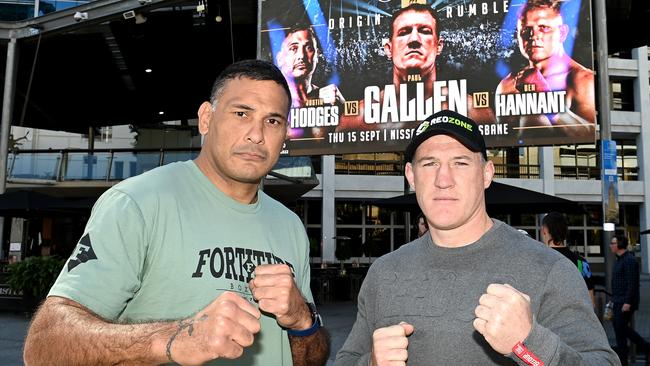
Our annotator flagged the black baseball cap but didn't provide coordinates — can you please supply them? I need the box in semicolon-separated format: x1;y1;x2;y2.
404;110;487;163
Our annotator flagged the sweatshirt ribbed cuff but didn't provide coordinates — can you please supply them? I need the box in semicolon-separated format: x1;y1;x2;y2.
507;321;559;366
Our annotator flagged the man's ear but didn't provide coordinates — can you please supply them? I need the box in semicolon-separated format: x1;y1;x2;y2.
384;40;393;59
559;24;569;43
436;38;444;55
197;102;213;136
483;159;495;189
405;162;416;191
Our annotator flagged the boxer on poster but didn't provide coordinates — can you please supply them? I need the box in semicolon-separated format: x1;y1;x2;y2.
495;0;595;141
337;3;494;132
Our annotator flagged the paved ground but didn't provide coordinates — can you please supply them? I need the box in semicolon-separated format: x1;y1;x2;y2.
2;275;649;365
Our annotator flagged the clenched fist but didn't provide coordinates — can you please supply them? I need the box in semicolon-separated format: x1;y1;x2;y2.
370;322;414;366
473;284;533;355
249;264;312;330
318;84;345;106
168;291;261;366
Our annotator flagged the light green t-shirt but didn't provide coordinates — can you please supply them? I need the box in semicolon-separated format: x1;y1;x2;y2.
50;160;313;365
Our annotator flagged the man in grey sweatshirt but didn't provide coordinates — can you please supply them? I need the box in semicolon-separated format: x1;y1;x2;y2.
335;110;619;366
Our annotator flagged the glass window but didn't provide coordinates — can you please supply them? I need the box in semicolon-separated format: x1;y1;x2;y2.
489;147;539;179
65;152;111;180
9;152;60;180
394;229;407;250
307;227;321;258
554;144;599;180
364;228;391;257
306;200;322;225
335;152;403;176
335;228;363;258
610;80;635;111
337;202;362;225
566;213;584;226
511;214;536;226
365;205;391;225
617;140;638;181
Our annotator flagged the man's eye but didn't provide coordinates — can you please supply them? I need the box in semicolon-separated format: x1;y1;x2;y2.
420;27;432;35
454;161;469;166
235;111;247;118
398;28;411;36
267;118;282;125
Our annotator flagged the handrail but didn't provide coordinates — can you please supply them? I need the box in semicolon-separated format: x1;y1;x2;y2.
9;147;200;154
6;148;314;184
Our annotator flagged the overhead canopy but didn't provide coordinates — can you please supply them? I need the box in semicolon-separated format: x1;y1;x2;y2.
372;181;584;215
0;190;93;217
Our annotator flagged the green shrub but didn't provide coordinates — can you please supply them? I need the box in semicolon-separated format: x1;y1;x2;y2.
7;256;65;299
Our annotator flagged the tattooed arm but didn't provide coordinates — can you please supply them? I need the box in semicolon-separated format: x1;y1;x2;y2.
24;292;261;366
290;328;331;366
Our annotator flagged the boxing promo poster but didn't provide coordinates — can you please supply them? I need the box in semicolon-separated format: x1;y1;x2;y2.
258;0;596;156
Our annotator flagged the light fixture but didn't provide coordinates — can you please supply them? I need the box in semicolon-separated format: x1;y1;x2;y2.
215;4;222;22
145;68;152;73
135;14;147;24
159;111;165;115
73;11;88;21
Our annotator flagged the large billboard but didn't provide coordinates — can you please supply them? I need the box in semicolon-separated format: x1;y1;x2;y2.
259;0;596;156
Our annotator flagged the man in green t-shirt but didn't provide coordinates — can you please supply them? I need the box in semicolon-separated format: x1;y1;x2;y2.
23;60;329;366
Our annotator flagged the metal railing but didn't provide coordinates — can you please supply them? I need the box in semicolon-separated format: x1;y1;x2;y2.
6;148;316;183
492;163;540;179
7;148;200;182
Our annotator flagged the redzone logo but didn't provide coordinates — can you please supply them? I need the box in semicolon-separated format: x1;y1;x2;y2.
522;354;541;366
513;342;544;366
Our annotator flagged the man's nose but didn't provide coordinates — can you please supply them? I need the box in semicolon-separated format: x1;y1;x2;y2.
434;164;455;189
407;29;422;45
246;119;265;144
296;46;305;60
530;27;544;40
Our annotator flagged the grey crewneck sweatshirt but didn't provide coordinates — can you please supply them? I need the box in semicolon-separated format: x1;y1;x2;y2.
335;219;619;366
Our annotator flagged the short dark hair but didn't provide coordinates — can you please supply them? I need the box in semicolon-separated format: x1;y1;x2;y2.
520;0;562;19
390;4;440;39
614;234;628;250
209;59;291;112
542;212;567;244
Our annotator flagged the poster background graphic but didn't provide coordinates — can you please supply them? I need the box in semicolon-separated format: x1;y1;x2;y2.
259;0;595;156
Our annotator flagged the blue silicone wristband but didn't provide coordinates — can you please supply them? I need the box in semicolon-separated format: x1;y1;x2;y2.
287;316;320;337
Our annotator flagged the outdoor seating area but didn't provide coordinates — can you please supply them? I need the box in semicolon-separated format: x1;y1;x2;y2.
311;264;368;305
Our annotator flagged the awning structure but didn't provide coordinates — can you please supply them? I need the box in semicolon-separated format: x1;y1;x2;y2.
0;190;93;217
372;181;584;215
264;156;319;204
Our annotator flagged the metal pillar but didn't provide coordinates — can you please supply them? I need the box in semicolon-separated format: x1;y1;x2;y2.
321;155;336;263
0;38;19;260
594;0;615;292
633;46;650;273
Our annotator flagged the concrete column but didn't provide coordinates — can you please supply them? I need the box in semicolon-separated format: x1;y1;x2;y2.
321;155;336;263
0;38;18;261
539;146;555;195
633;46;650;274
